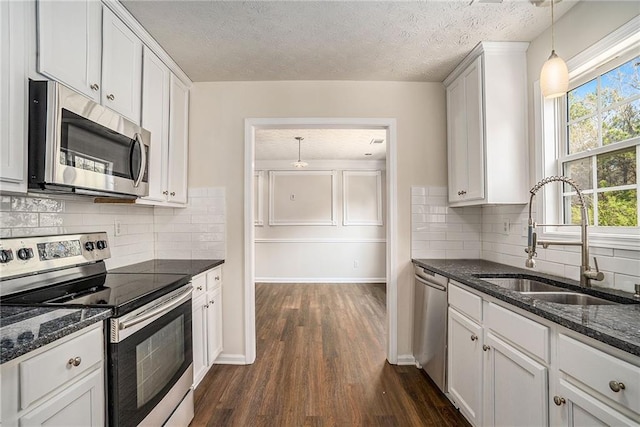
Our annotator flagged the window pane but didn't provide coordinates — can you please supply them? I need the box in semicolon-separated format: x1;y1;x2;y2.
601;56;640;109
602;99;640;145
563;194;593;225
563;158;593;191
568;116;599;154
568;79;597;121
598;189;637;226
597;146;636;188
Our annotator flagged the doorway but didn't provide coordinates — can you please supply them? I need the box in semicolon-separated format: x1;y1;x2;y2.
244;118;398;364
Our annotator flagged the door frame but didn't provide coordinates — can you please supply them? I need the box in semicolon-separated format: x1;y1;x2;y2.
244;117;398;364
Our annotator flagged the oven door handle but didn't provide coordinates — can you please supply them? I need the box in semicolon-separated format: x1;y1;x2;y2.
119;286;192;331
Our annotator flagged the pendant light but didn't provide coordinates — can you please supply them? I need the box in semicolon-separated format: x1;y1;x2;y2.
291;137;308;168
540;0;569;99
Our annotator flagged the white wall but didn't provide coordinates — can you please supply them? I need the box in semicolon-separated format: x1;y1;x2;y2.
189;81;447;360
255;166;386;282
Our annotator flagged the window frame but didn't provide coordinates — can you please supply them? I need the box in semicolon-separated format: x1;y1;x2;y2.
536;16;640;250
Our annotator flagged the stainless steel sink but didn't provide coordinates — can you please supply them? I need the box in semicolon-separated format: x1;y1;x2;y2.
477;277;568;293
522;292;619;306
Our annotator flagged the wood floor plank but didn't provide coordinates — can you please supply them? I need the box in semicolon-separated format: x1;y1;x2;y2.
191;283;470;427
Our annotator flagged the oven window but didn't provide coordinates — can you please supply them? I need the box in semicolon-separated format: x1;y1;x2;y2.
135;316;185;407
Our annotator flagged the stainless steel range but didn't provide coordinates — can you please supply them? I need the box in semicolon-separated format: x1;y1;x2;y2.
0;232;194;426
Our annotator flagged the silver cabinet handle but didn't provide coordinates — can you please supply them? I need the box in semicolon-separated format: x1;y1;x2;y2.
106;94;115;101
483;344;491;351
609;381;626;392
553;396;566;406
457;190;467;196
90;83;99;91
470;335;478;341
67;356;82;367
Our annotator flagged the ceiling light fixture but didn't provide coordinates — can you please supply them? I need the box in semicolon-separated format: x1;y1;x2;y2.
539;0;569;99
291;137;308;168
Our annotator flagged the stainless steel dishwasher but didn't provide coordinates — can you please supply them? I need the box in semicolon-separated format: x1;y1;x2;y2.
413;265;449;393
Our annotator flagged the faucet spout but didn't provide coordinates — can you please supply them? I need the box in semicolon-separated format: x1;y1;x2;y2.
525;176;604;288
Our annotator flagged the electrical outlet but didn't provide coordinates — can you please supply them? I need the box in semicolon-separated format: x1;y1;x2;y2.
353;260;359;269
114;219;122;237
501;218;511;235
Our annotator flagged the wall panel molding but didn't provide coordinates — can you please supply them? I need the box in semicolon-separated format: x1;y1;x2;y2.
343;170;383;226
268;170;336;225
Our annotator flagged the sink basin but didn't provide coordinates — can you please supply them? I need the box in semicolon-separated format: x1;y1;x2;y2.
522;292;619;306
476;276;568;293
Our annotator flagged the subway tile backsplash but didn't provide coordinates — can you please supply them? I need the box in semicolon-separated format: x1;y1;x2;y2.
411;186;640;292
0;187;226;269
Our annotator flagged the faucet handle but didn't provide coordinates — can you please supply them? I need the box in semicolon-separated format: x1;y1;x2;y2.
590;256;605;281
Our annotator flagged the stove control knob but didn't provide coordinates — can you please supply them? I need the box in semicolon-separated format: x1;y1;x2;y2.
0;249;14;263
96;240;108;250
17;248;33;260
85;241;95;251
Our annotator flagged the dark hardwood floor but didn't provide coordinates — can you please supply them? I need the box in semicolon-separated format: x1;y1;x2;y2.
190;283;469;426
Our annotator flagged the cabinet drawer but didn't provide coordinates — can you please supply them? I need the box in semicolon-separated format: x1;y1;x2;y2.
19;327;103;410
448;282;482;322
192;273;206;298
485;302;549;362
206;267;222;292
558;334;640;415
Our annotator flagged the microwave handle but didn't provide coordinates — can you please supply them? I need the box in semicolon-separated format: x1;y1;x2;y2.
132;133;147;188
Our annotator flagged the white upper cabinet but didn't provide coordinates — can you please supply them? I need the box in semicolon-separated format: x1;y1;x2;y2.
140;46;171;203
37;0;102;102
0;0;28;193
101;6;142;124
168;74;189;205
37;1;143;124
444;42;529;206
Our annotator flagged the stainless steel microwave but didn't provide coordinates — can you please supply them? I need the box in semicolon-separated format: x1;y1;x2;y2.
28;80;151;199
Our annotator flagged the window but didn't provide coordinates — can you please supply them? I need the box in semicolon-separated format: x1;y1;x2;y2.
561;55;639;227
538;17;640;248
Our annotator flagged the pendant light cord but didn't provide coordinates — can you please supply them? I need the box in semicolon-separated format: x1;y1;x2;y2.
551;0;555;52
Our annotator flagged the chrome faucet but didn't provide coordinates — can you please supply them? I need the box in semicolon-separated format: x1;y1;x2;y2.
525;176;604;288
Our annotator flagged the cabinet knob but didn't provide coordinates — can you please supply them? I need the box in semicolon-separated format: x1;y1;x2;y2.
609;381;626;392
470;334;478;341
209;300;215;305
482;344;491;351
90;83;99;91
204;304;209;308
197;286;203;291
107;94;115;101
67;356;82;367
163;191;169;195
215;276;220;281
170;192;176;196
553;396;566;406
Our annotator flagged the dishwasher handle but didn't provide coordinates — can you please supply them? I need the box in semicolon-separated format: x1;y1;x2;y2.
415;275;447;292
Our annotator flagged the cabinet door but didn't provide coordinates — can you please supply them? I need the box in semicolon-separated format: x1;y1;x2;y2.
0;0;27;191
462;57;484;202
448;307;483;426
192;293;208;387
19;368;104;426
483;331;548;427
37;0;102;102
167;74;189;204
101;7;142;123
141;47;171;202
446;75;468;202
555;379;638;427
206;287;223;366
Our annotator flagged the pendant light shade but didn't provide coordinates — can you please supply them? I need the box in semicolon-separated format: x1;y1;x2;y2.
291;137;308;168
540;50;569;98
540;0;569;99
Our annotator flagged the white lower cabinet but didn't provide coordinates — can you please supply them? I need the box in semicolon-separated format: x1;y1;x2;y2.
191;266;223;388
446;281;640;427
0;323;105;426
448;307;483;425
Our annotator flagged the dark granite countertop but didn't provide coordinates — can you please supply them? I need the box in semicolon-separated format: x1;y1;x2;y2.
0;306;112;364
110;259;224;276
412;259;640;358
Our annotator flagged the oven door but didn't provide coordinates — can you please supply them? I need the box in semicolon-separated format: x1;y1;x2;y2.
108;285;192;427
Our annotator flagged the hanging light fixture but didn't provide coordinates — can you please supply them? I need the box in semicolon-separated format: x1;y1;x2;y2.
539;0;569;99
291;136;308;168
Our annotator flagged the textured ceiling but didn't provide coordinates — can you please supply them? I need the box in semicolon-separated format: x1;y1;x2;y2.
122;0;579;83
255;128;387;161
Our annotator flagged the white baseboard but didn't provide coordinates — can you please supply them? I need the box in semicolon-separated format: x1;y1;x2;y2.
396;354;416;366
214;353;249;365
255;277;386;284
